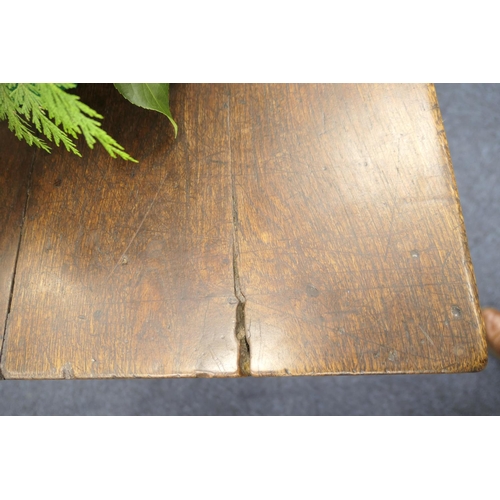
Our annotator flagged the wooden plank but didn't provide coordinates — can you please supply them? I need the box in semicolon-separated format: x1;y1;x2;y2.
229;83;487;375
0;123;34;360
1;83;487;378
1;84;239;378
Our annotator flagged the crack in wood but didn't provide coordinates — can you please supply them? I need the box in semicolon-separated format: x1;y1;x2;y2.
227;89;250;376
0;149;38;378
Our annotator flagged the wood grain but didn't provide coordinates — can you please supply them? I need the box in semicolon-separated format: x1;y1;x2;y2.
1;84;239;378
0;124;34;361
0;83;487;378
229;84;487;375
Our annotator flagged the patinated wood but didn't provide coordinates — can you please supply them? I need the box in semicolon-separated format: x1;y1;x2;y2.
0;125;34;359
1;84;238;378
0;83;487;378
230;84;486;375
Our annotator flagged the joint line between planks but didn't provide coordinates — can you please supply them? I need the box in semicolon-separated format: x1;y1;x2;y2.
0;150;38;379
227;88;250;376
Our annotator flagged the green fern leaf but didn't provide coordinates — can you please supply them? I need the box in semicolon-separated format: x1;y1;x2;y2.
0;83;137;162
9;84;81;156
0;85;51;153
39;84;137;162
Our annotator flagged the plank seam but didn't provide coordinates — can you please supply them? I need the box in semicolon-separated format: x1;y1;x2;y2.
227;89;250;376
0;149;37;379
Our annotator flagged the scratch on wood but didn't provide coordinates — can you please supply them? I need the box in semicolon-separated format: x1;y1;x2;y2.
418;325;435;346
106;169;171;280
209;347;225;372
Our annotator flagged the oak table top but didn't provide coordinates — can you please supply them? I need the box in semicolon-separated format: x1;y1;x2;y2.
0;84;487;379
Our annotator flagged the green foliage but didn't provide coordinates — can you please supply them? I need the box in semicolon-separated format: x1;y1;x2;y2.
0;83;137;162
114;83;177;137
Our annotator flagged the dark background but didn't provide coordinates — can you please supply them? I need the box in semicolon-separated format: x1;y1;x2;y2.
1;83;498;415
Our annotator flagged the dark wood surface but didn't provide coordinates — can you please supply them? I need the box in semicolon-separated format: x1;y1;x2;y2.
230;84;486;375
0;83;487;378
0;125;34;364
1;84;239;378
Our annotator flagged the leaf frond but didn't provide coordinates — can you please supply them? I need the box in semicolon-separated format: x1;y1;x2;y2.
0;83;137;162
